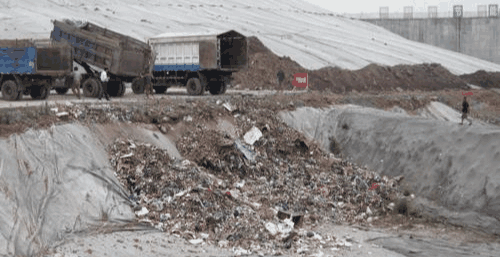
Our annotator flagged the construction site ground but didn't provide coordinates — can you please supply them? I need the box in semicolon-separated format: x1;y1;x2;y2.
0;87;499;257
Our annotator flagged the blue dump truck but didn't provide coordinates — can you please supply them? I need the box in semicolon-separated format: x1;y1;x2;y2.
50;19;153;98
133;30;248;96
0;39;72;101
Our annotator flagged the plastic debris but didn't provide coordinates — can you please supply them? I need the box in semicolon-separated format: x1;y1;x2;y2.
56;112;69;118
223;103;233;112
189;239;204;245
234;139;256;161
243;126;263;145
135;207;149;217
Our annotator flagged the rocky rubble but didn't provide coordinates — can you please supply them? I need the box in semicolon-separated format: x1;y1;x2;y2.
108;115;410;255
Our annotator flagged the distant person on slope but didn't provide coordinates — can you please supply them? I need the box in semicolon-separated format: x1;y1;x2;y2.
460;96;472;125
277;70;285;92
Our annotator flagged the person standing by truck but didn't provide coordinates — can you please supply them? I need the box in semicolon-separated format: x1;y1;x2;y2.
71;66;81;99
99;68;111;101
144;72;154;99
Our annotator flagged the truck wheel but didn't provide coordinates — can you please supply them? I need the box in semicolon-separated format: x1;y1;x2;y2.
1;80;21;101
208;82;227;95
82;78;102;98
186;78;203;95
55;88;69;95
23;88;31;96
39;82;50;100
107;80;122;97
30;83;50;100
118;82;126;96
132;77;145;94
154;86;167;94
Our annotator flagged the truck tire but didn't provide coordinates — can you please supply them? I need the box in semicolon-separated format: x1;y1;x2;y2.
1;80;21;101
154;86;167;94
55;88;69;95
107;80;123;97
23;88;31;96
186;78;203;95
82;78;102;98
208;82;227;95
132;77;145;94
30;83;50;100
118;82;126;96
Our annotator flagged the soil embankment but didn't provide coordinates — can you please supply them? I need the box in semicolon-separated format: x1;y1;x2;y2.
233;37;471;93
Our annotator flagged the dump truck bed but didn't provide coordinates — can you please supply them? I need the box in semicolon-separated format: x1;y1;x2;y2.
50;20;152;77
0;39;72;76
148;30;248;72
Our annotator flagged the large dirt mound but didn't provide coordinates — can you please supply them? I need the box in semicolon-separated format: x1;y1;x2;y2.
233;37;469;93
459;70;500;88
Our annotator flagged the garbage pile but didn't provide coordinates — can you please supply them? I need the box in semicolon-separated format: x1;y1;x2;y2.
108;115;409;255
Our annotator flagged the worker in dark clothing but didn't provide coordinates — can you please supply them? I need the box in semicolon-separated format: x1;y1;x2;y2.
460;96;472;125
144;72;154;99
277;70;285;88
99;68;110;101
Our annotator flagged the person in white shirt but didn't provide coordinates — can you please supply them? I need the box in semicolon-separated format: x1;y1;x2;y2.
71;66;81;99
99;68;110;100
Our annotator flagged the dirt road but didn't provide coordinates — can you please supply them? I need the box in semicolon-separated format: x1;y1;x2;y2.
0;87;306;110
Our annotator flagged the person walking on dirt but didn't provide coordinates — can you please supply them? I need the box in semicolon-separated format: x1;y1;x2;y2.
99;68;111;101
71;66;81;99
460;96;472;125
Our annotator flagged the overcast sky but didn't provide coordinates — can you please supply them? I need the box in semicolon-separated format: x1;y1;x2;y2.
304;0;499;13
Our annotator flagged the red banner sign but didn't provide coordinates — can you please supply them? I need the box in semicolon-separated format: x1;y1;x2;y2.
462;92;473;96
293;73;308;88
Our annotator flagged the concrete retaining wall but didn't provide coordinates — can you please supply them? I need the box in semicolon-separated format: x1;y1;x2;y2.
363;18;500;65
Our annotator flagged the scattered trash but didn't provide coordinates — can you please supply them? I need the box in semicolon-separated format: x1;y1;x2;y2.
366;207;373;215
102;98;410;256
223;103;233;112
265;222;278;236
120;153;134;159
56;112;69;118
189;239;204;245
233;247;251;255
135;207;149;217
234;139;256;162
243;126;262;145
